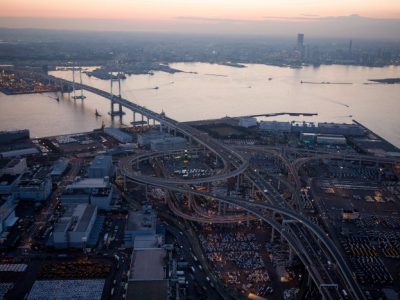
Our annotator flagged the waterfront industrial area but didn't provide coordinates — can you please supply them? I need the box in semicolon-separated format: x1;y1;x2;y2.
0;64;399;300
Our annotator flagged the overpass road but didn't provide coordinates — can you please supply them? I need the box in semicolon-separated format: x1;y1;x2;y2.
49;73;366;300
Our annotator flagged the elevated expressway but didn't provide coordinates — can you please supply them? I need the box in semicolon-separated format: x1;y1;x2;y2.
124;146;368;299
119;146;364;299
51;75;365;300
123;161;364;300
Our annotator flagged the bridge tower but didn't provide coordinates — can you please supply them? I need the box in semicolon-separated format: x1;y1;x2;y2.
108;73;125;118
77;67;86;100
72;65;76;99
71;65;86;100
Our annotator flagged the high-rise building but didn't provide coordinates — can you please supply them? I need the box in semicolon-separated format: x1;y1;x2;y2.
297;33;304;49
296;33;305;60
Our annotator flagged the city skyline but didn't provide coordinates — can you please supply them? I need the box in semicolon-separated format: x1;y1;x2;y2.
0;0;400;39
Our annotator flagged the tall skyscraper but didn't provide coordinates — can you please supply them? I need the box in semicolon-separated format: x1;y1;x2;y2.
296;33;305;60
297;33;304;49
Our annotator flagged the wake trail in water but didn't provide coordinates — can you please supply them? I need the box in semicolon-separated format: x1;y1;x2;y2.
333;115;353;119
320;97;350;108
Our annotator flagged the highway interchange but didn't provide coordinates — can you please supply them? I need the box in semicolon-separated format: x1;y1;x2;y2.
47;74;400;300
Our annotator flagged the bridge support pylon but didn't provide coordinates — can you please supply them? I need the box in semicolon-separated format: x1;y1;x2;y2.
131;111;136;126
108;75;126;118
71;65;86;100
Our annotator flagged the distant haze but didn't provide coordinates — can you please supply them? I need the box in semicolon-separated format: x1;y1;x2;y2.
0;0;399;40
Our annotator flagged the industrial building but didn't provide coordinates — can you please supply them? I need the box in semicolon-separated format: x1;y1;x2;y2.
61;177;113;210
124;205;161;248
349;136;400;157
291;121;318;133
259;121;366;137
13;167;52;201
238;117;257;128
127;248;168;300
259;121;291;133
104;127;133;143
124;206;167;299
0;147;39;158
50;157;69;180
317;122;364;136
1;163;52;201
52;204;97;248
137;131;168;147
316;135;347;145
86;155;114;178
0;129;29;145
300;133;347;146
0;195;17;235
300;133;316;143
0;158;27;176
150;137;187;152
0;174;21;195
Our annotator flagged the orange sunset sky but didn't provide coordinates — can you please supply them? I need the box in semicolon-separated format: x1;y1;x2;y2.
0;0;399;38
1;0;400;20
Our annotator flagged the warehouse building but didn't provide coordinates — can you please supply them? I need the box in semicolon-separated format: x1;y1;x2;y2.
0;174;21;195
137;131;168;147
124;206;161;248
104;127;133;143
316;134;347;145
50;157;69;180
126;248;168;300
0;129;29;145
0;195;17;235
0;158;27;176
259;121;291;133
53;204;97;248
61;177;113;210
13;167;52;201
317;122;364;136
291;121;318;133
238;117;257;128
300;133;317;143
86;155;114;178
0;147;39;158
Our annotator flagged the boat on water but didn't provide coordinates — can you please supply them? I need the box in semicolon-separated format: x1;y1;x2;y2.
48;95;59;102
301;80;352;85
95;109;101;117
268;77;272;80
154;86;159;90
72;95;87;100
